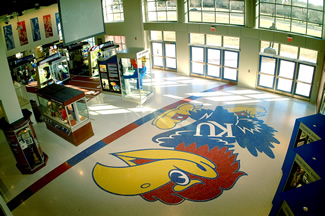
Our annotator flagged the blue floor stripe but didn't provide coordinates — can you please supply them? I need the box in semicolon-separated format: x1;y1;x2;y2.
133;110;165;126
67;141;107;166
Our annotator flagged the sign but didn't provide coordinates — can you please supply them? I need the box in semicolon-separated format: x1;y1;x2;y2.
17;21;28;46
3;24;15;50
98;55;121;93
43;14;53;38
30;17;41;42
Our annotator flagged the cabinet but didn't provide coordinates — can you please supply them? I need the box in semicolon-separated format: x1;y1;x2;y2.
36;84;94;146
0;109;48;174
97;44;121;94
117;48;153;104
37;53;70;88
270;114;325;215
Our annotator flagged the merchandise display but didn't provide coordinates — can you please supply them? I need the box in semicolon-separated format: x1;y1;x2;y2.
117;48;153;104
97;44;120;93
283;154;320;192
88;45;101;76
88;41;116;77
66;41;90;75
270;114;325;215
37;53;70;88
0;109;48;174
36;84;94;146
9;55;36;85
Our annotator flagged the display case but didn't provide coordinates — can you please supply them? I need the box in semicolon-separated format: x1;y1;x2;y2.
66;41;90;75
271;141;325;215
117;48;153;104
88;45;101;76
88;41;116;77
281;114;325;171
37;53;70;88
36;84;94;146
97;44;120;94
270;114;325;215
9;55;35;85
0;109;48;174
276;179;325;216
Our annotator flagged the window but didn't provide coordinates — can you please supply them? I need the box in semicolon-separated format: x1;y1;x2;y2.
190;33;240;82
103;0;124;23
105;35;127;51
258;0;324;38
147;0;177;22
258;41;317;99
206;35;222;46
150;31;177;70
190;33;205;44
188;0;245;25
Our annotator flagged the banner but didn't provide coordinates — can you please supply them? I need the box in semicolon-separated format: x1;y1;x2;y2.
43;14;53;38
3;25;15;50
17;21;28;46
30;17;41;42
55;13;60;34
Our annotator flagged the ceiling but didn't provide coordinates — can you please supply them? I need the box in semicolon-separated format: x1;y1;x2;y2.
0;0;58;17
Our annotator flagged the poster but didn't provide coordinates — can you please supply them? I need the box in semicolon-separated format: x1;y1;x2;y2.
55;13;60;34
3;25;15;50
17;21;28;46
30;17;41;42
43;14;53;38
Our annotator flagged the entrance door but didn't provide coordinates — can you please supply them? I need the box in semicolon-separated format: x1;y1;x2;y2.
152;42;177;70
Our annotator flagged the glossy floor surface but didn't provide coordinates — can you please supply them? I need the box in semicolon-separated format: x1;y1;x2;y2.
0;70;316;216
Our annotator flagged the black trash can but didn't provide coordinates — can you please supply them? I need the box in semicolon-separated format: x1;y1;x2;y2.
30;100;42;122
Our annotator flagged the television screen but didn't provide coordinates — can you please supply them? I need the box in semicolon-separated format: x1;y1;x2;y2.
58;0;105;46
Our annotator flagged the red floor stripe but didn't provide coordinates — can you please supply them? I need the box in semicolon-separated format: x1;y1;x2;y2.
29;162;72;193
101;123;139;145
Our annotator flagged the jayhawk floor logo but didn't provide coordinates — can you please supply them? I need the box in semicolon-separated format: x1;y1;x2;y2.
92;104;280;204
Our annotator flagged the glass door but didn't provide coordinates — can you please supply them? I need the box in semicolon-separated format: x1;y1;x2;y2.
164;42;177;69
276;59;296;94
223;50;239;82
294;64;315;97
258;56;277;89
152;42;164;68
206;48;221;78
190;46;205;75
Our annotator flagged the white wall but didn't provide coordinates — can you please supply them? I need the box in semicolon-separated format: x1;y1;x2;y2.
101;0;144;49
0;4;60;57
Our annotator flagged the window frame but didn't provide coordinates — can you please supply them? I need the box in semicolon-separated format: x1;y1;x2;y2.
189;33;240;83
146;0;177;22
257;55;277;89
257;42;318;99
103;0;124;23
187;0;245;26
257;0;324;38
150;31;177;70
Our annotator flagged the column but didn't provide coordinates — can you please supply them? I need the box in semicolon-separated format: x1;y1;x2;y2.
0;27;23;124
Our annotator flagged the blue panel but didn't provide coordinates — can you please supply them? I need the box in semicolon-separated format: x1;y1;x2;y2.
67;141;107;166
